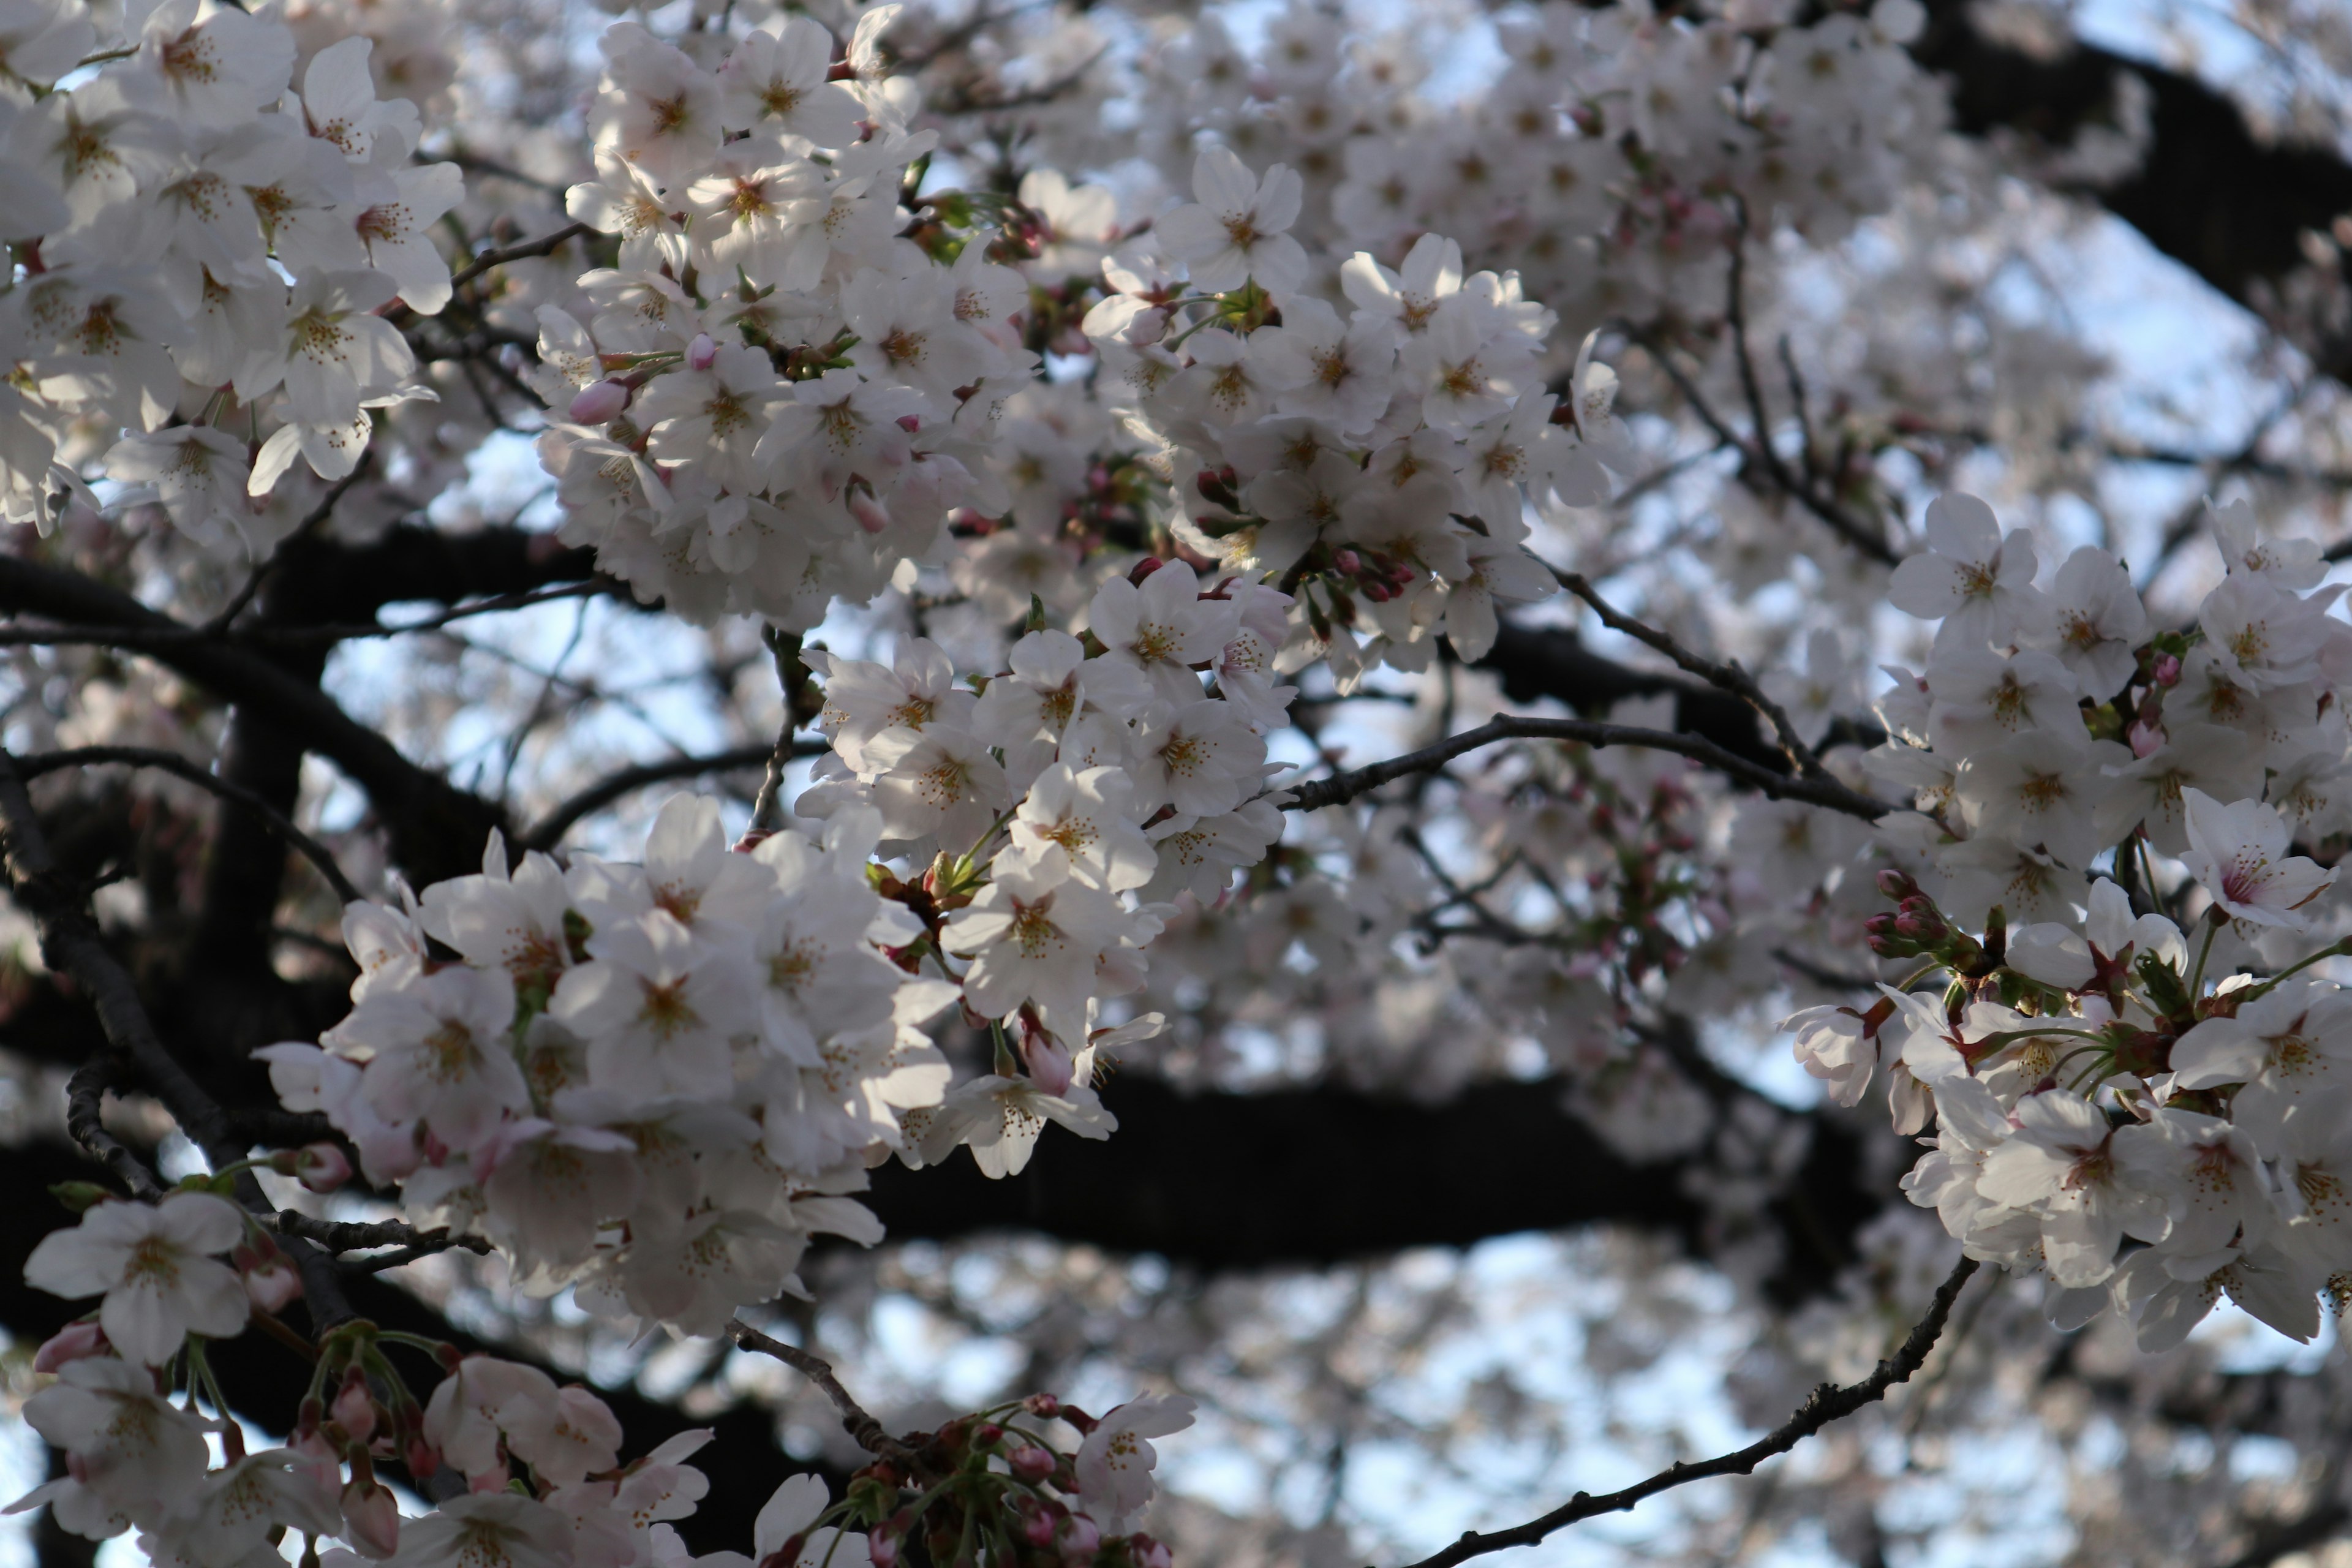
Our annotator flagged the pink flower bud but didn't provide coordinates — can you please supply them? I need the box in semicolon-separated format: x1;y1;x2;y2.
1020;1025;1076;1097
405;1436;441;1480
245;1255;303;1313
1023;1393;1062;1417
2152;652;2182;687
1129;557;1165;585
1056;1514;1101;1561
341;1480;401;1559
1020;1508;1058;1548
973;1423;1003;1447
1131;1535;1172;1568
1362;581;1392;603
848;491;892;534
1875;869;1918;900
568;379;631;423
687;333;718;371
32;1321;107;1372
895;413;922;432
469;1463;511;1493
1332;549;1362;574
869;1535;899;1568
1009;1446;1055;1483
2128;718;2165;758
333;1373;379;1446
296;1143;352;1194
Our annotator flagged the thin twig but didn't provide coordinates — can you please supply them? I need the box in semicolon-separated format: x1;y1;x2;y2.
521;742;821;851
236;579;609;649
1551;570;1822;778
1390;1256;1981;1568
727;1317;925;1469
18;746;362;902
201;469;369;635
1273;716;1887;820
446;222;595;292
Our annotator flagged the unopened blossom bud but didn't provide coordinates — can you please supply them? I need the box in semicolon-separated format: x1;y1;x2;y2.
341;1479;401;1559
1020;1025;1076;1096
333;1370;378;1445
568;379;631;423
848;491;892;534
1023;1393;1062;1417
1057;1513;1101;1561
32;1320;107;1371
869;1532;899;1568
469;1463;510;1493
296;1143;352;1193
245;1254;303;1313
895;413;921;432
2152;652;2182;687
405;1436;440;1480
687;333;718;370
1009;1444;1055;1482
1020;1506;1058;1548
973;1422;1003;1447
1875;869;1918;900
1390;564;1415;584
2128;718;2165;758
1129;556;1165;584
1363;581;1393;602
1131;1534;1173;1568
1332;548;1362;573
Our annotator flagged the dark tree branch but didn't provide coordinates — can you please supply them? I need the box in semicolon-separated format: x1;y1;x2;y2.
1273;715;1887;819
1389;1256;1981;1568
1552;570;1823;778
0;552;505;883
727;1317;925;1471
0;747;356;1330
445;221;595;292
1912;0;2352;382
521;742;823;851
63;1060;165;1200
19;746;361;903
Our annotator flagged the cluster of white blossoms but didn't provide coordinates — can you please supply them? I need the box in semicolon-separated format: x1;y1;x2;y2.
530;10;1041;625
0;0;455;548
14;1240;1192;1568
1084;147;1628;683
1782;493;2352;1348
258;798;940;1338
1128;0;1940;331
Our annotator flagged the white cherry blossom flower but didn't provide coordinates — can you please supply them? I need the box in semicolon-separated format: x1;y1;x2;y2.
24;1193;249;1366
1153;145;1307;295
1888;492;2043;650
2180;788;2334;930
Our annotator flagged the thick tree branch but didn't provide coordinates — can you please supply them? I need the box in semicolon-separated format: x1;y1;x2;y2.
0;552;505;883
19;747;361;902
1912;0;2352;381
1389;1255;1981;1568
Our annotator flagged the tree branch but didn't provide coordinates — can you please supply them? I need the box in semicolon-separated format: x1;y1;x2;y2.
446;222;595;292
19;746;361;903
1273;715;1887;820
1388;1255;1981;1568
521;742;824;850
1551;570;1823;778
726;1317;925;1471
